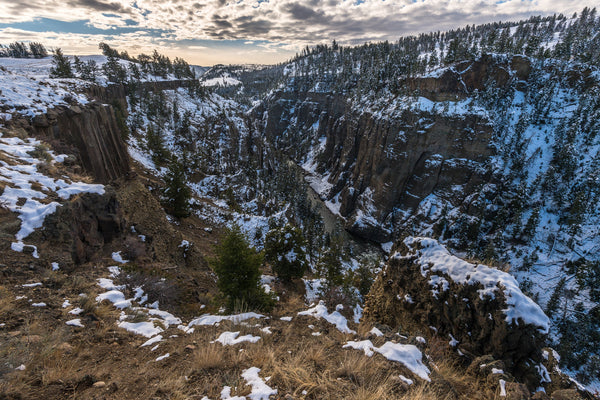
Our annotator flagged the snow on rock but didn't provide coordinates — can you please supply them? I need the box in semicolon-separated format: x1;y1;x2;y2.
297;301;356;334
343;340;430;381
401;237;550;333
66;319;84;327
241;367;277;400
0;133;104;255
155;353;170;362
213;331;261;346
31;302;46;307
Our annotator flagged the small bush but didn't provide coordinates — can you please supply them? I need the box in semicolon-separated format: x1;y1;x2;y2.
27;143;52;162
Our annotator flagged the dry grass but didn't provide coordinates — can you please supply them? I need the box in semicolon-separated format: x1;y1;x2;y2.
192;344;228;371
0;285;14;315
0;210;502;400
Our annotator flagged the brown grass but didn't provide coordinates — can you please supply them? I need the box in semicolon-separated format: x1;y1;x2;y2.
0;193;504;400
192;344;228;371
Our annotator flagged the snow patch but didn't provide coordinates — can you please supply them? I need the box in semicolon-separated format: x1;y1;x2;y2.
343;340;430;381
298;301;355;334
213;331;261;346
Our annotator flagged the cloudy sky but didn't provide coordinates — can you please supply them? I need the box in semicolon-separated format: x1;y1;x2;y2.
0;0;596;65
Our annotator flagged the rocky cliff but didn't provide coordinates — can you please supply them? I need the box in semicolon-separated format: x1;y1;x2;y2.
255;58;502;242
361;237;587;395
6;100;130;183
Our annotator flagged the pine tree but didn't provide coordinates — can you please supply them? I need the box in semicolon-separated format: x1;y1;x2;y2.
8;42;29;58
28;42;47;58
73;56;97;81
212;225;272;311
146;125;169;166
264;224;308;282
49;48;74;78
103;54;127;83
162;159;191;218
318;239;344;288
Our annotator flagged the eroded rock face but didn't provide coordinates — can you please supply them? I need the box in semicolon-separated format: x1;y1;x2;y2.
257;93;493;242
254;56;524;243
401;54;526;101
7;97;130;184
39;187;125;264
361;237;549;387
38;103;130;183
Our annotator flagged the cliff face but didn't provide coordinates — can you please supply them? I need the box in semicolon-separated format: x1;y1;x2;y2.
360;237;568;392
256;70;497;242
2;79;192;184
318;109;493;241
8;99;130;183
401;55;530;101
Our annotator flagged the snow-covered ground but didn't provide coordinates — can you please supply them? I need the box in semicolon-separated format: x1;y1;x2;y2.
201;73;242;87
0;57;90;118
0;133;104;259
0;55;197;120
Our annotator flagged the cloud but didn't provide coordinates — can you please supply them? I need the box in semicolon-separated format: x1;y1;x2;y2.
139;0;595;45
69;0;129;13
0;0;597;64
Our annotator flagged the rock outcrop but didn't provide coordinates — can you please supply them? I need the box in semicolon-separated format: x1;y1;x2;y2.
257;89;493;243
36;187;125;265
7;101;130;183
362;237;551;388
401;54;529;101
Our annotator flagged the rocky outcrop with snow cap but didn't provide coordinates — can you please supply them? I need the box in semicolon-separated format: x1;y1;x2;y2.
362;237;551;388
